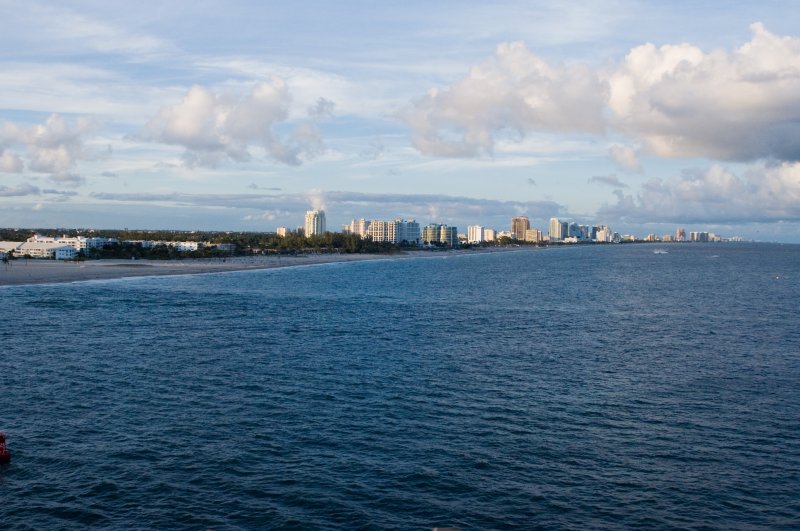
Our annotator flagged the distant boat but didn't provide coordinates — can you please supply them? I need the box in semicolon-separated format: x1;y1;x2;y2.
653;249;668;254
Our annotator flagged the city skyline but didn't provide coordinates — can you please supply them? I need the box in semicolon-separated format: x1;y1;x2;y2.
1;2;800;242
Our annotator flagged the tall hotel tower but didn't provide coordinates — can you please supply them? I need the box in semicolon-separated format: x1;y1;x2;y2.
511;216;530;240
549;217;565;242
304;210;326;236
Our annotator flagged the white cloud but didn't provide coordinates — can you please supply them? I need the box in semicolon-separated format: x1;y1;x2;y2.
243;210;291;222
2;3;172;58
0;148;24;173
609;23;800;161
608;144;642;172
194;58;403;121
0;114;98;184
599;162;800;223
403;41;607;157
407;24;800;163
145;80;323;167
307;188;327;211
0;62;183;124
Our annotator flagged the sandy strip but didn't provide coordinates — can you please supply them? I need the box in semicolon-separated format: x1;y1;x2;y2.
0;253;399;287
0;247;529;287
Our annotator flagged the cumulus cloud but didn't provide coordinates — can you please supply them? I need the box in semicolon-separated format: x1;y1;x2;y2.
0;114;97;184
145;79;323;167
598;162;800;223
609;23;800;161
407;24;800;163
403;41;607;157
0;148;24;173
608;144;642;172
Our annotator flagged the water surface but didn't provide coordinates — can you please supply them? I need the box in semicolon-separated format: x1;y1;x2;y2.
2;244;799;529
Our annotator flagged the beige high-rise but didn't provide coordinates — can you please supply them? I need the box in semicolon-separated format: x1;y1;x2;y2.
511;216;530;240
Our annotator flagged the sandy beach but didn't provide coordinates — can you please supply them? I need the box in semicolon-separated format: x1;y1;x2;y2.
0;247;524;287
0;253;399;287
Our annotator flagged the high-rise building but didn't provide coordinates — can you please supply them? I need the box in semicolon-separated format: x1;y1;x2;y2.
568;222;585;240
395;219;420;244
422;224;458;246
595;225;611;242
440;225;458;247
524;229;543;243
304;210;326;237
511;216;530;240
368;220;394;242
343;218;371;237
676;227;686;241
467;225;484;243
276;227;288;237
484;228;496;242
366;219;420;244
549;218;565;242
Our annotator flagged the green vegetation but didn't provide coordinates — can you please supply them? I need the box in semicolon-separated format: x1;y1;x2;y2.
0;228;412;260
0;227;560;261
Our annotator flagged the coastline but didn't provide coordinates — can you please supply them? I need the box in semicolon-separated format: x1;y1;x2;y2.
0;247;526;287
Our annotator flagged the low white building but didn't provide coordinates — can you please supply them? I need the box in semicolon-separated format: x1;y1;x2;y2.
467;225;484;244
0;240;76;259
25;234;118;255
171;241;202;251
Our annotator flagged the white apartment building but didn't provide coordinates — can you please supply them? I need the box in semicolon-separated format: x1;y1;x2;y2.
172;241;202;251
595;226;611;242
343;218;371;238
0;240;76;259
524;229;543;243
367;220;394;243
549;218;569;242
484;228;496;242
468;225;484;243
25;234;118;255
125;240;203;251
304;210;326;237
366;219;420;244
395;219;420;244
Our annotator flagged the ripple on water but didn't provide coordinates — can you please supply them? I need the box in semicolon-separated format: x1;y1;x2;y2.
1;244;799;529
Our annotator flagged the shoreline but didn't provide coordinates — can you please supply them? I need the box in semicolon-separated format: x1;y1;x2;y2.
0;247;527;287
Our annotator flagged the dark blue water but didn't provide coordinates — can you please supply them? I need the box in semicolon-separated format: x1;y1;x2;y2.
2;244;799;529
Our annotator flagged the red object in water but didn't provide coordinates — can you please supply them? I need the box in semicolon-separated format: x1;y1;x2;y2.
0;432;11;463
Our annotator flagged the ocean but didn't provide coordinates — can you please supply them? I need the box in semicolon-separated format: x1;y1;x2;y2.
1;243;799;529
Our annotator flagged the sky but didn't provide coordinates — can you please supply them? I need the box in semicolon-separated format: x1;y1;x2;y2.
1;1;800;241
